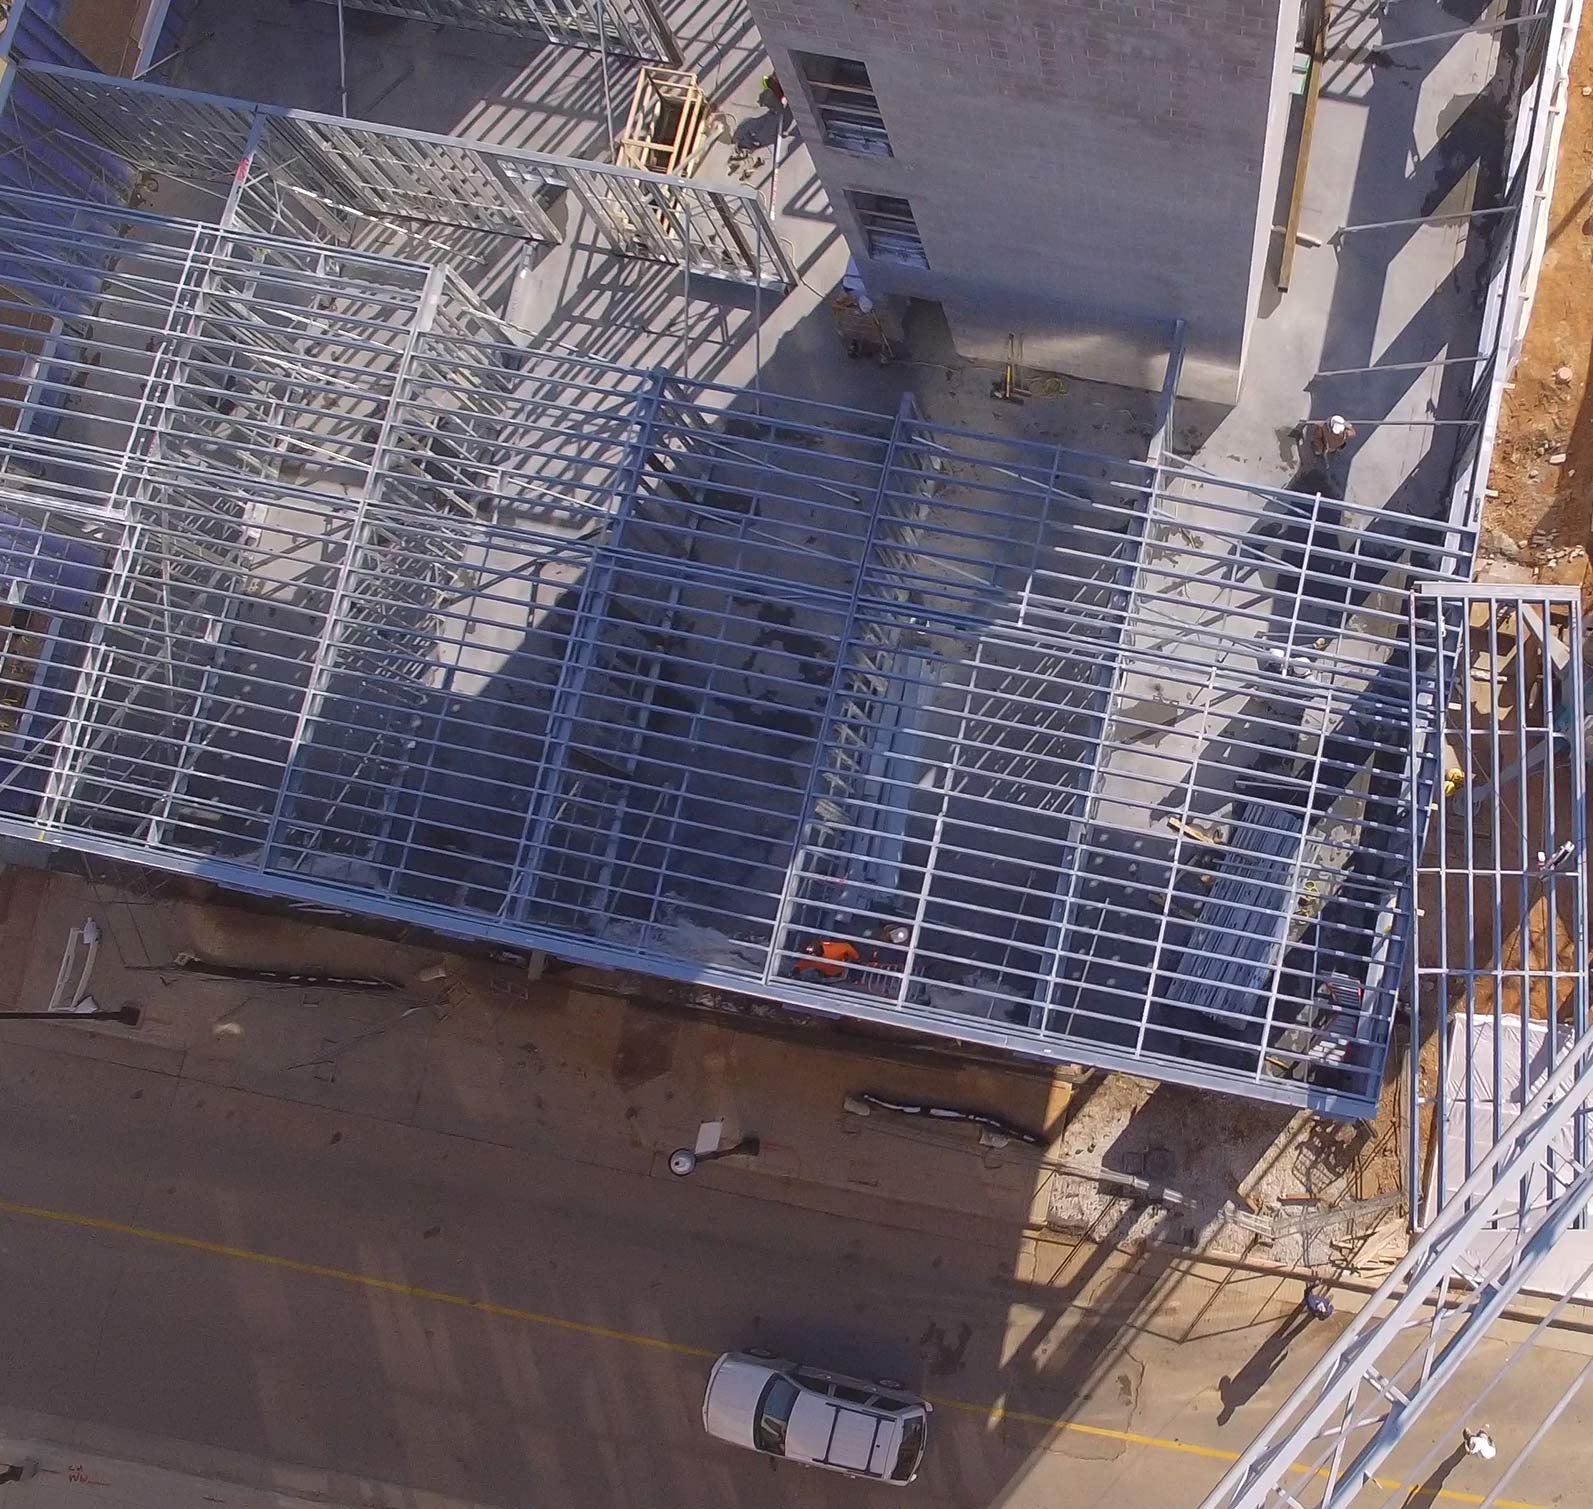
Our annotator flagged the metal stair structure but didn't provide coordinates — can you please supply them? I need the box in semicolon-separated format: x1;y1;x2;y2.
1198;1017;1593;1508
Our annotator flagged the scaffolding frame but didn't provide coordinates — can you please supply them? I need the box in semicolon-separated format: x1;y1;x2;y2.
1410;586;1590;1231
310;0;677;62
0;190;1482;1115
3;61;792;289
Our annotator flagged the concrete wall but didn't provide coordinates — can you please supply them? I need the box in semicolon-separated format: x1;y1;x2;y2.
751;0;1301;402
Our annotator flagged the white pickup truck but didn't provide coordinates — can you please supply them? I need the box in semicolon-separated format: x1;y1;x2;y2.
701;1349;930;1485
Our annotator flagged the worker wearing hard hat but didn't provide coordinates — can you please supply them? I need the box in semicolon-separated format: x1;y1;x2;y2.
793;938;859;980
1310;414;1356;455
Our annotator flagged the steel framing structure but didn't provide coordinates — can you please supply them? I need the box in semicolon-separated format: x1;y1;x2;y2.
0;184;1484;1115
1410;586;1590;1231
2;61;792;289
1206;579;1590;1494
308;0;678;63
0;0;1566;1121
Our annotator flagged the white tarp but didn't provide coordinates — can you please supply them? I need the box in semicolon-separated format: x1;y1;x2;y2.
1427;1013;1593;1300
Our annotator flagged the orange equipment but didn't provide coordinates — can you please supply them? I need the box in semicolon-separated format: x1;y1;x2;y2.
792;938;859;980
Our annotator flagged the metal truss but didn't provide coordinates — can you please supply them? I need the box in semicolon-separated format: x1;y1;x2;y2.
0;191;1484;1116
4;61;791;288
310;0;677;63
1198;1011;1593;1508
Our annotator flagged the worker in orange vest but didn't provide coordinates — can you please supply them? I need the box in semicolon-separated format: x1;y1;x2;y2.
793;938;859;980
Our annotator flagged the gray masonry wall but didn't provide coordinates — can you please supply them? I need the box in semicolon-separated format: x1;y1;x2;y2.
751;0;1301;401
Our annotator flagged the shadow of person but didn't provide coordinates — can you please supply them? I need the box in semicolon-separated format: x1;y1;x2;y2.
735;103;794;153
734;109;780;152
1216;1310;1314;1426
1400;1443;1469;1507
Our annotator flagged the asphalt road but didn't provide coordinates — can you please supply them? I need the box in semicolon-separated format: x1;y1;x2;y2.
0;1031;1583;1509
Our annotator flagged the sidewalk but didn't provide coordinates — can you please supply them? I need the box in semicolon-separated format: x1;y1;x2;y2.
0;1412;492;1509
0;866;1406;1272
0;868;1070;1249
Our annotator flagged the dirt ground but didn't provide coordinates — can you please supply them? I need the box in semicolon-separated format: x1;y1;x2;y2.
1046;1065;1406;1277
1481;29;1593;586
1462;12;1593;1002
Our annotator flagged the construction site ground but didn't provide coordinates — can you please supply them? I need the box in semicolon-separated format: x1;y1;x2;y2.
1480;30;1593;589
59;0;1513;1280
4;859;1408;1283
0;0;1578;1366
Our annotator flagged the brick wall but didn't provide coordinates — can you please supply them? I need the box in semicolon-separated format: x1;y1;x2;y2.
751;0;1301;400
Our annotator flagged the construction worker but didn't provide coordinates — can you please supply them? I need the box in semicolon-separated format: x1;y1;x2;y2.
792;937;859;981
1309;415;1356;455
1303;1282;1335;1321
861;922;912;974
1535;839;1576;877
1461;1427;1497;1460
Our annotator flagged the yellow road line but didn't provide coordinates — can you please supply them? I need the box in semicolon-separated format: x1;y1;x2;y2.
0;1197;1553;1508
0;1196;714;1360
931;1392;1241;1460
932;1393;1547;1507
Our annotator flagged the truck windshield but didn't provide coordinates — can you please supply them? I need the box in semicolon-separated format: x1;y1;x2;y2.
754;1377;800;1456
891;1414;927;1481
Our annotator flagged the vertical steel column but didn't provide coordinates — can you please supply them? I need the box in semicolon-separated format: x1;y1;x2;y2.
1568;599;1590;1194
1406;589;1454;1230
220;112;268;230
257;261;448;872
